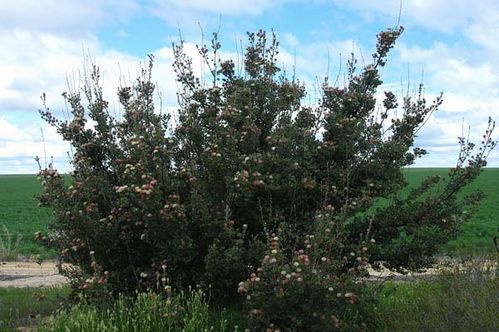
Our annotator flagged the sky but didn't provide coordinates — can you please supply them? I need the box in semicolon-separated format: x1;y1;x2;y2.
1;0;498;174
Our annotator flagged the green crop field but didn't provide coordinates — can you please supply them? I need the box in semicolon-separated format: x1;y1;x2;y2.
403;168;499;254
0;175;54;259
0;169;497;260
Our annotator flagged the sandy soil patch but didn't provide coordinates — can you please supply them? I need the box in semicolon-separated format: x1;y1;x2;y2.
0;261;67;288
1;261;420;288
1;258;495;288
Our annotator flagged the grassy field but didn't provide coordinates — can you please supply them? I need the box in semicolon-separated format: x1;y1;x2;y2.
0;169;498;259
403;168;499;254
0;175;54;259
0;286;69;331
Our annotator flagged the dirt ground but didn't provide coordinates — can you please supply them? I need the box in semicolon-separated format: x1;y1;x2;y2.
0;261;67;288
0;261;423;288
1;258;496;288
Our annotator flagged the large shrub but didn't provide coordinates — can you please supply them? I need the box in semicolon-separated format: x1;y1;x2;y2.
37;27;495;328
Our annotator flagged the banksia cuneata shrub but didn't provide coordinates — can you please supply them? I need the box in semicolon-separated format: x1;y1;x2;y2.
37;26;495;321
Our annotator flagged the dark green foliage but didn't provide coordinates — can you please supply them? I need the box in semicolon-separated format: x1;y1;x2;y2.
36;26;495;330
239;226;376;331
2;169;498;259
364;124;497;272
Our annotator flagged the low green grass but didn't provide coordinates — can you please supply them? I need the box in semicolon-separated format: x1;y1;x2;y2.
0;286;244;332
372;256;499;332
0;286;69;331
0;168;497;259
38;290;243;332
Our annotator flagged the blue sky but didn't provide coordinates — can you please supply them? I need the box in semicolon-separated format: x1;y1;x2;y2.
1;0;498;174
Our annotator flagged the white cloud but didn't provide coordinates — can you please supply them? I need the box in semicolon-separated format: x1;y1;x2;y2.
1;0;498;173
0;116;71;174
334;0;499;34
147;0;318;33
149;0;280;20
0;26;245;173
0;31;96;112
379;8;499;168
278;39;360;81
0;0;140;36
0;117;32;142
117;29;129;39
464;10;499;54
0;30;143;174
283;33;300;49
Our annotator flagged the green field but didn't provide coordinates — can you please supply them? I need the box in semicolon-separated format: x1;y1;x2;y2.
403;168;499;254
0;175;53;259
0;169;498;259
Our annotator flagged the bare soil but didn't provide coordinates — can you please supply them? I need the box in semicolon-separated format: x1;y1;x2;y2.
0;260;431;288
0;261;67;288
1;257;496;288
